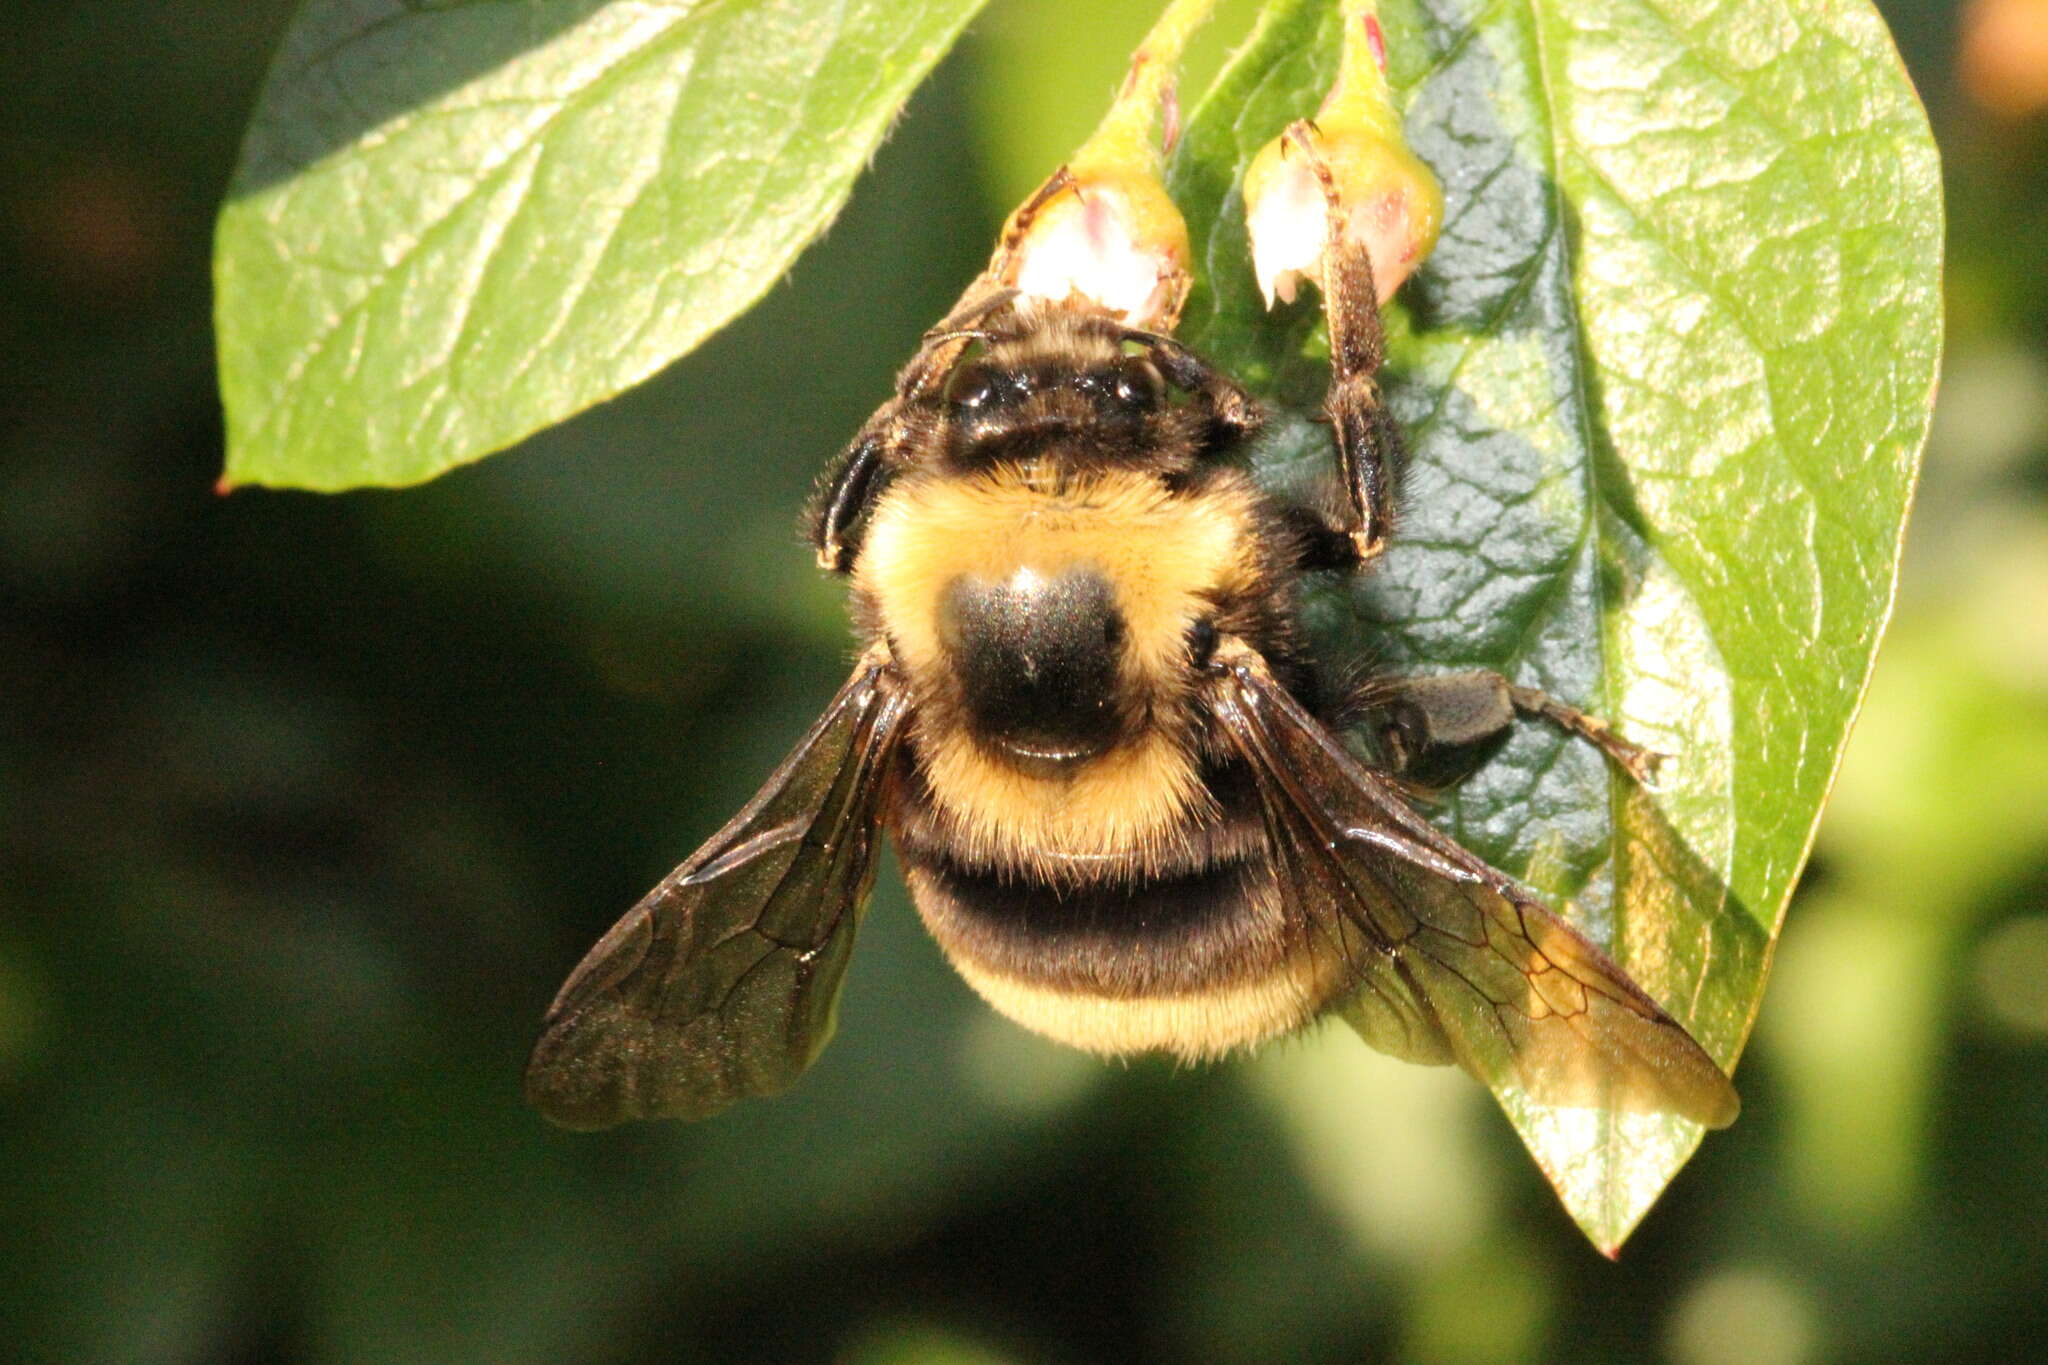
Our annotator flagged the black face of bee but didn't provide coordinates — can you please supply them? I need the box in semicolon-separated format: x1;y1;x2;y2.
937;567;1126;771
940;328;1172;468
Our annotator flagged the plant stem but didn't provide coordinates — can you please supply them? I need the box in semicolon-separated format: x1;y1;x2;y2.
1327;0;1401;139
1070;0;1221;176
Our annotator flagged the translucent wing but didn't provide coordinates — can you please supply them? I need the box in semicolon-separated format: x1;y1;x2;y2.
1207;647;1739;1128
525;652;910;1130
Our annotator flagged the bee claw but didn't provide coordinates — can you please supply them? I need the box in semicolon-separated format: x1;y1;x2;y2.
1622;746;1671;788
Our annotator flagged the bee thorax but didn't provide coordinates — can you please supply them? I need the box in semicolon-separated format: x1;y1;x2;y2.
937;566;1126;772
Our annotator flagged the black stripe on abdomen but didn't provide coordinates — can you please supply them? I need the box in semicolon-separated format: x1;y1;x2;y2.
899;846;1296;1000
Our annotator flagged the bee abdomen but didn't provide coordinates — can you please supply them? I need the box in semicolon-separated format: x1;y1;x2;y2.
898;847;1353;1059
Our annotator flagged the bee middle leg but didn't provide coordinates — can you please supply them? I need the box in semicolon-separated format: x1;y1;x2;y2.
1372;671;1667;790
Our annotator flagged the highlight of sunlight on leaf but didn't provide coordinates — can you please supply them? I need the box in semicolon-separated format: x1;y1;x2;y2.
217;0;996;489
1602;516;1735;901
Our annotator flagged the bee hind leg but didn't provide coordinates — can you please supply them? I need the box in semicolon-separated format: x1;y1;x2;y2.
1370;671;1667;790
1276;504;1366;573
1503;681;1667;785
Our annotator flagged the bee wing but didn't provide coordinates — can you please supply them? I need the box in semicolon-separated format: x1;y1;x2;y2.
525;652;911;1130
1208;648;1739;1129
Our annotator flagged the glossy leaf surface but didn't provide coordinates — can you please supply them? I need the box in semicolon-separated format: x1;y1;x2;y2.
215;0;992;489
1170;0;1941;1250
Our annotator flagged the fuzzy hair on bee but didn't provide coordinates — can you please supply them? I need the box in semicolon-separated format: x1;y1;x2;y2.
822;313;1315;1053
523;155;1739;1135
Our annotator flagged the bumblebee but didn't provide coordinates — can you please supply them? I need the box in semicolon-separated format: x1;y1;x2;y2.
524;159;1739;1134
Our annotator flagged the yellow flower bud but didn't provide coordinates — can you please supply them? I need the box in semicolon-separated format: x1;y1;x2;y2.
1002;166;1192;330
985;0;1216;331
1242;3;1443;308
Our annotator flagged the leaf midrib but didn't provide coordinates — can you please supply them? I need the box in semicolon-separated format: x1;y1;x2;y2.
1523;0;1729;1239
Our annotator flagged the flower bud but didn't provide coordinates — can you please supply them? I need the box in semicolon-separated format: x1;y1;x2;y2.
1003;166;1191;330
1242;5;1442;308
986;0;1216;331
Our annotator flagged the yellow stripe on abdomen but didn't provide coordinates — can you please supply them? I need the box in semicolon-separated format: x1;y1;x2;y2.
946;951;1344;1061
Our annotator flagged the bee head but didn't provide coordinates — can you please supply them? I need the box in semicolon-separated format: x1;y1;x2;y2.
938;316;1169;469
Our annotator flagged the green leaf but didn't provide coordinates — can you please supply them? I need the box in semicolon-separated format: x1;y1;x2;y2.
1170;0;1941;1251
214;0;992;491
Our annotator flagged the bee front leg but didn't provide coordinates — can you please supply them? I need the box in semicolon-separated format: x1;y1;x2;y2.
808;426;894;574
1288;121;1402;569
874;165;1076;404
1126;331;1263;447
1372;672;1667;790
811;286;1023;574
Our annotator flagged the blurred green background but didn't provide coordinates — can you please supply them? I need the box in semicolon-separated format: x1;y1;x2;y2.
3;1;2043;1361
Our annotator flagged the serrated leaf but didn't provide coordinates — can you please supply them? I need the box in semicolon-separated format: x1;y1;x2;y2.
1171;0;1941;1251
214;0;991;491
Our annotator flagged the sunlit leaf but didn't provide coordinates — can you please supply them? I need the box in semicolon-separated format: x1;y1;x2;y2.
215;0;992;491
1170;0;1941;1251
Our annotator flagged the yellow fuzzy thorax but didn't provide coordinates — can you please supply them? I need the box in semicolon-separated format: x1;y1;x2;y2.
856;462;1262;868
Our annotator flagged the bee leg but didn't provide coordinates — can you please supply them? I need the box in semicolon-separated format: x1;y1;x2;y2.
1373;672;1667;789
807;427;895;573
872;165;1075;405
1371;672;1516;791
882;285;1020;409
1129;332;1263;445
1277;505;1365;573
1287;121;1401;568
1504;682;1667;785
990;166;1079;278
811;285;1027;574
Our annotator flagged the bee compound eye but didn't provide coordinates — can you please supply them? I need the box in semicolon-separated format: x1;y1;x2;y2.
947;365;1002;411
1114;358;1166;410
1185;617;1219;668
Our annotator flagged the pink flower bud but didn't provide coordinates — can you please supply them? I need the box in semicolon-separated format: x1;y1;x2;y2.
1243;127;1441;307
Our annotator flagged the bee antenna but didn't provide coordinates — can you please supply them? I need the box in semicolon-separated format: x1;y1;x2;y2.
923;328;998;348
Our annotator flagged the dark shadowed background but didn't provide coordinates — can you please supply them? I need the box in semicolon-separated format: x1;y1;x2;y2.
4;1;2045;1361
